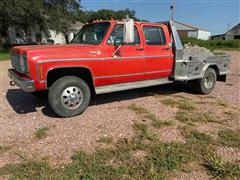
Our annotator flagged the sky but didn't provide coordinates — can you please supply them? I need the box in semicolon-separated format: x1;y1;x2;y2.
81;0;239;35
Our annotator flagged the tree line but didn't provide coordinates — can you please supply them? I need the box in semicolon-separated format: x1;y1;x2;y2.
0;0;144;45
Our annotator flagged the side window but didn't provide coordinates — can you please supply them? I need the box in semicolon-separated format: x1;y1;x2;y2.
107;24;140;45
143;26;166;45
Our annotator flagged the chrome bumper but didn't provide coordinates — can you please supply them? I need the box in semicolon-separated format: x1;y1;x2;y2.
8;69;35;92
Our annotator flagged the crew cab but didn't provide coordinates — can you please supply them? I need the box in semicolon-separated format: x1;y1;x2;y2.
8;19;231;117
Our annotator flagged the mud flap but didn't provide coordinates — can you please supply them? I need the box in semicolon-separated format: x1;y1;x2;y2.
217;75;227;82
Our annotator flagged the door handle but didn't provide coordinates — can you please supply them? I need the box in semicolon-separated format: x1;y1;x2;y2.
136;47;144;51
163;47;170;50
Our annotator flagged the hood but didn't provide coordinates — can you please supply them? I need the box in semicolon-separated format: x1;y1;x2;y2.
11;44;103;61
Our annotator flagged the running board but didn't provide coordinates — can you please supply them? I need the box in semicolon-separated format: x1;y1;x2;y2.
95;78;173;94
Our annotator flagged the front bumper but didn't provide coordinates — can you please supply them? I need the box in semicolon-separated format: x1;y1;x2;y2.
8;69;35;92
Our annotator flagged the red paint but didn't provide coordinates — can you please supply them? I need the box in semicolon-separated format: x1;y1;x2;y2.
11;20;174;91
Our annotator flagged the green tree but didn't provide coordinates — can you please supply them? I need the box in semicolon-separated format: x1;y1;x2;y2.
0;0;83;44
83;8;142;23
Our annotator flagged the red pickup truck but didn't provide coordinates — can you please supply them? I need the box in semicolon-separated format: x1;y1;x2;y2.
8;19;231;117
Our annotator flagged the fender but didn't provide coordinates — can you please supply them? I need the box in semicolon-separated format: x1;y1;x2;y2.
201;63;220;78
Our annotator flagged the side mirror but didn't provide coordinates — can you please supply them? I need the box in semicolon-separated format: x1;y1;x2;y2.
123;18;135;44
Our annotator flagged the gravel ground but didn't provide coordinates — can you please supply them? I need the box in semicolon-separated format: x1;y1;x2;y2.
0;51;239;177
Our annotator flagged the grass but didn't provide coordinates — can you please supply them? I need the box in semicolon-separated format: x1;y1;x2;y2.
0;159;54;179
181;38;240;51
205;156;240;179
225;83;234;86
176;111;219;123
1;103;239;179
152;119;174;128
97;136;113;144
217;129;240;148
34;127;49;140
160;98;196;111
133;122;157;141
224;110;238;119
0;49;10;61
128;104;174;129
1;124;239;179
218;100;228;107
0;146;10;154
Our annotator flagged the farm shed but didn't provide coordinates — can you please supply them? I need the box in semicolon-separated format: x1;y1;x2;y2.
173;21;211;40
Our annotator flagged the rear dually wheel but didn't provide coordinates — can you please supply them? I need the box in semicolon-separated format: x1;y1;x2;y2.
189;67;217;95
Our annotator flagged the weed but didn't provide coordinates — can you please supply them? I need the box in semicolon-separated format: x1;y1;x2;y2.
133;122;157;141
128;104;148;115
97;136;113;144
218;101;228;107
0;146;10;154
176;111;219;123
200;113;220;123
0;159;53;179
177;100;196;110
34;127;49;140
225;83;234;86
160;98;196;110
205;156;240;178
160;98;176;107
176;111;192;122
217;129;240;148
152;119;174;128
128;104;173;129
186;130;213;145
224;110;238;119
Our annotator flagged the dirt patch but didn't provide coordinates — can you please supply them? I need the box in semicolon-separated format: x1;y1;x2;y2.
216;146;240;162
173;171;210;180
157;125;186;143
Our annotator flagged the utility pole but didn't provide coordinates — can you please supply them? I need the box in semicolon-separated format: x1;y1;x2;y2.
226;23;230;40
170;0;176;21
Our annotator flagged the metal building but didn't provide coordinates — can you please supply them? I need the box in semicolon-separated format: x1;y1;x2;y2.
211;23;240;40
173;21;211;40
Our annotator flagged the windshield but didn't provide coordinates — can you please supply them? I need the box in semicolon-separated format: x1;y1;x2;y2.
70;22;110;45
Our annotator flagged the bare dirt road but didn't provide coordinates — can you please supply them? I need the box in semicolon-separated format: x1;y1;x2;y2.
0;51;239;179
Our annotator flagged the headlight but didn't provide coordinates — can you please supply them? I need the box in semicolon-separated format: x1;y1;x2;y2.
19;55;28;73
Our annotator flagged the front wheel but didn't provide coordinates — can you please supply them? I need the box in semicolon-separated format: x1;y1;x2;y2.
48;76;91;117
188;68;217;95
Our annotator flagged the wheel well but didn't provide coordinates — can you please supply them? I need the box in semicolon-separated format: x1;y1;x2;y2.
208;65;225;81
47;67;95;94
208;65;220;76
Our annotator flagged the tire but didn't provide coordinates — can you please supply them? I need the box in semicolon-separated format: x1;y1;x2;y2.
189;68;217;95
48;76;91;117
32;90;48;99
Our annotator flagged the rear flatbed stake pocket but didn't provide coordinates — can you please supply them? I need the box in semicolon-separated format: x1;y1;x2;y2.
8;19;231;117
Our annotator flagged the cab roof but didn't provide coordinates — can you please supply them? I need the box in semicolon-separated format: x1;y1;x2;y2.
88;20;163;26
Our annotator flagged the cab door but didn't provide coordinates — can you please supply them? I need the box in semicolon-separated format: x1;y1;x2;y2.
142;25;174;80
104;24;145;85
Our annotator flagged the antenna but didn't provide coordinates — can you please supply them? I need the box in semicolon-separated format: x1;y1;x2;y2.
170;0;176;20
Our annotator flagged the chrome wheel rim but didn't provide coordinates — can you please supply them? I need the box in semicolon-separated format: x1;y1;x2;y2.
61;86;83;109
204;74;214;89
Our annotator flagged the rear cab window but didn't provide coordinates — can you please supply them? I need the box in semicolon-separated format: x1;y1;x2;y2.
143;26;166;45
107;24;141;45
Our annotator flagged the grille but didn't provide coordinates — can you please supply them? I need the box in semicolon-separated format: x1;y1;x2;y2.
11;54;23;73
